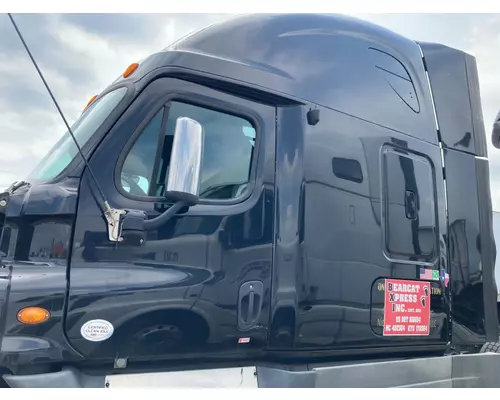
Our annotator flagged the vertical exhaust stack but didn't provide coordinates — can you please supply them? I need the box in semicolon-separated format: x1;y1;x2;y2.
419;42;498;343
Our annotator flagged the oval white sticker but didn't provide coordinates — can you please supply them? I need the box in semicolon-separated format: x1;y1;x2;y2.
80;319;114;342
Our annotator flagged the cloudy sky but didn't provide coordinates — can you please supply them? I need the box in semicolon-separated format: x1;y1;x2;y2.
1;13;500;208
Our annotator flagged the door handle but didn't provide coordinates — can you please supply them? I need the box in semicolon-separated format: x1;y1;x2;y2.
238;281;263;330
248;291;255;319
405;190;417;220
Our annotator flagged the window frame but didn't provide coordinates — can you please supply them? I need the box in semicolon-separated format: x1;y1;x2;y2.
114;91;262;206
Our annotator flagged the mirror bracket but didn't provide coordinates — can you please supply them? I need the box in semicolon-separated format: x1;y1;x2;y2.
103;203;127;242
104;204;147;245
119;209;148;246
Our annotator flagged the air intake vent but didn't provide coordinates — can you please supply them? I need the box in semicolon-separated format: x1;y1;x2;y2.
369;47;420;113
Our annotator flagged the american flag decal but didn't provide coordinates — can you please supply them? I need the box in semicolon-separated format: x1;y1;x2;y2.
419;268;434;280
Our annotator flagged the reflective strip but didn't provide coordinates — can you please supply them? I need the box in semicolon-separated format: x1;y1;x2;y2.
105;367;258;388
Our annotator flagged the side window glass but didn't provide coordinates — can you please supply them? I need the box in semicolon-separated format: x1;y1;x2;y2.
119;101;256;201
161;101;256;200
120;109;164;196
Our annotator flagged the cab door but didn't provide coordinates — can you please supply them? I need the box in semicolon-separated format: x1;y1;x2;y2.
64;77;276;363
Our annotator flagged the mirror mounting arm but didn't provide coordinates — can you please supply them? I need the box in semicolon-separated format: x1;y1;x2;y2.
143;201;187;231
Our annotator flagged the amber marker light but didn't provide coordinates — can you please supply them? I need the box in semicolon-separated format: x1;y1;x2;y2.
123;62;139;78
17;307;50;325
82;94;98;113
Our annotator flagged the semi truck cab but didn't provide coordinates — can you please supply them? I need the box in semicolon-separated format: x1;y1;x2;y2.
0;13;499;388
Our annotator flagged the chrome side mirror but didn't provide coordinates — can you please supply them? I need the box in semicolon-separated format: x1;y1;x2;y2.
165;117;204;205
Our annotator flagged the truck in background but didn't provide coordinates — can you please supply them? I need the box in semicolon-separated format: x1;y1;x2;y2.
493;211;500;311
1;13;500;388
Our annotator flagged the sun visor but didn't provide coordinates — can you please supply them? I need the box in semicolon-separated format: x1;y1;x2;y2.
418;42;487;157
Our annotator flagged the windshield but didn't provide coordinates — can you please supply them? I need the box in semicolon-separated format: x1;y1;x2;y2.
27;87;128;182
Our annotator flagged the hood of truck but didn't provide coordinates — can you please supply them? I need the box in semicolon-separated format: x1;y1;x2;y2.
0;178;80;362
0;179;79;261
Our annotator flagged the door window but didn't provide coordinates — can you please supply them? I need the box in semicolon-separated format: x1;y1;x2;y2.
119;101;256;201
120;108;164;195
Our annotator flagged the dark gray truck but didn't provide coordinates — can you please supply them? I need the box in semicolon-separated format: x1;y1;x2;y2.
1;13;500;388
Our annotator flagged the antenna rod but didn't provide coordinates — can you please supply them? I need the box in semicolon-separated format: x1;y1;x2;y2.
7;13;109;209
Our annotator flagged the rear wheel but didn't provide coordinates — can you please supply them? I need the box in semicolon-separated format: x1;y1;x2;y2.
479;342;500;353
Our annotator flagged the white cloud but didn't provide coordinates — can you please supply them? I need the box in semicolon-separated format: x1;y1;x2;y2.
1;13;500;214
0;14;228;191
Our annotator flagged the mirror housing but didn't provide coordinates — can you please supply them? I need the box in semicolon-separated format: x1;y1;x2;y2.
165;117;204;206
492;110;500;149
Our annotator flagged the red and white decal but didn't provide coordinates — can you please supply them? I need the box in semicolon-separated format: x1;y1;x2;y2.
383;279;431;336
